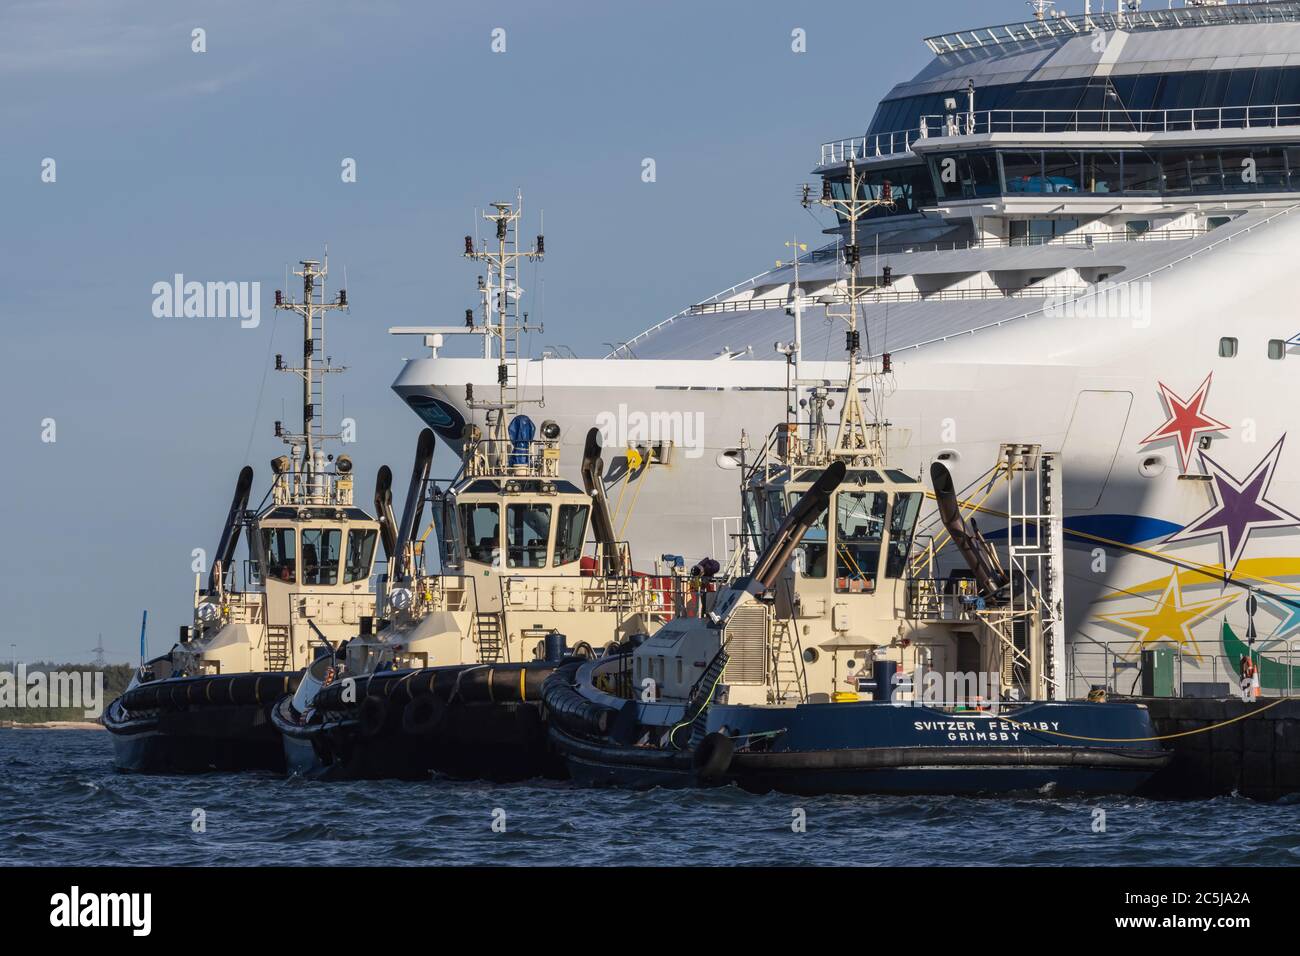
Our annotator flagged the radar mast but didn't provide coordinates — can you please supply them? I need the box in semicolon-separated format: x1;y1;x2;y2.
272;256;353;505
802;158;896;467
462;195;545;471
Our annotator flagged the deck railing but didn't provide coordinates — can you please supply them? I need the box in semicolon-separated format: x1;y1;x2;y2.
923;1;1300;55
919;104;1300;138
689;284;1089;315
821;103;1300;166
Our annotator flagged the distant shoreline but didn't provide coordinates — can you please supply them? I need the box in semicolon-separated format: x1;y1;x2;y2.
0;720;104;731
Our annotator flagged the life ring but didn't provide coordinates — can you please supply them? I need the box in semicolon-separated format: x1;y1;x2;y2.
358;695;389;737
692;732;735;780
401;695;445;736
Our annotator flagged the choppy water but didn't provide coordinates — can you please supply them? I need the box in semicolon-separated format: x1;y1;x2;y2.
2;729;1298;866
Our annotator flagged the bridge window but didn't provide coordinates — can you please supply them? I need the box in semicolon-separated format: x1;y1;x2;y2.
787;491;827;579
460;503;500;564
300;528;341;586
344;528;378;584
885;492;924;578
261;527;297;583
554;504;589;566
1081;152;1121;193
835;491;888;593
507;503;552;569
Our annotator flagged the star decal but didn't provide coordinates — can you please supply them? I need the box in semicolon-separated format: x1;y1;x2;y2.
1166;436;1300;571
1096;572;1237;659
1262;595;1300;641
1140;373;1229;472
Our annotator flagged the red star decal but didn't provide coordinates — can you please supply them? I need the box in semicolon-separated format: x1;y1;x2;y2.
1140;373;1229;472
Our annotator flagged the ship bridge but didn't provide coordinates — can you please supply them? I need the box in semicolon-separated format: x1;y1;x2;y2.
818;1;1300;216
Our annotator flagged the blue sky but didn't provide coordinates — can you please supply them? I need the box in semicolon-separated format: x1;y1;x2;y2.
0;0;988;661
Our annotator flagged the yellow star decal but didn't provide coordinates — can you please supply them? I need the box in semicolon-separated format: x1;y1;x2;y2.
1094;572;1237;661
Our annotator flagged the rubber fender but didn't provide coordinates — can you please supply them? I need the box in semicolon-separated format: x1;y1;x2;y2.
692;732;735;780
358;694;389;737
401;694;446;735
541;661;614;737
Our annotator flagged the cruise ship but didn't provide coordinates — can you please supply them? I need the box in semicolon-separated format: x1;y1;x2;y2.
392;0;1300;694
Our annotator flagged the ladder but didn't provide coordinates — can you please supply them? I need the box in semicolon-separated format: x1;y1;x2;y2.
770;620;807;703
265;625;291;672
475;612;504;663
686;650;731;748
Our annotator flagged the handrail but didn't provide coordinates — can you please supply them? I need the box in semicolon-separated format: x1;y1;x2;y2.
892;201;1300;356
606;262;790;358
923;2;1300;55
823;102;1300;167
918;104;1300;138
689;284;1089;315
792;227;1207;260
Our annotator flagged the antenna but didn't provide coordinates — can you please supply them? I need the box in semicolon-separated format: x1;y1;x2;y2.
462;196;544;468
271;255;351;504
138;610;148;669
802;159;896;465
1027;0;1055;20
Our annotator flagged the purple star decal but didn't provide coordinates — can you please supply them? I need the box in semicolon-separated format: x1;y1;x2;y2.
1167;436;1300;571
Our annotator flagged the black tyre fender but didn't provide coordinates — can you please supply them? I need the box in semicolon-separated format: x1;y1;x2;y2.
401;695;446;736
358;695;389;737
692;732;734;780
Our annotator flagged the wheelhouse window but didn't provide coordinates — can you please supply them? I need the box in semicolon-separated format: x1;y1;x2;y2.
261;527;297;583
553;504;589;566
885;492;923;578
300;528;341;585
788;491;827;579
506;503;552;569
460;502;500;565
344;528;378;584
835;491;888;593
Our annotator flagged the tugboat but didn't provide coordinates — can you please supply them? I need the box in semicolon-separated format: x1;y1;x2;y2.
274;200;672;781
544;163;1172;796
106;258;381;772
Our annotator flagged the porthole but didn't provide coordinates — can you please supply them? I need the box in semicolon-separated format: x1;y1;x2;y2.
936;449;960;463
1219;337;1238;358
802;648;819;664
1268;339;1286;360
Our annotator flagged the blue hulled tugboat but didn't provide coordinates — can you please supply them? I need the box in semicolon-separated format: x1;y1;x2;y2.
273;200;670;781
544;163;1170;796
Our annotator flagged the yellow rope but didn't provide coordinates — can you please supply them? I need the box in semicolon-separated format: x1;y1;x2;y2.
997;695;1292;743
